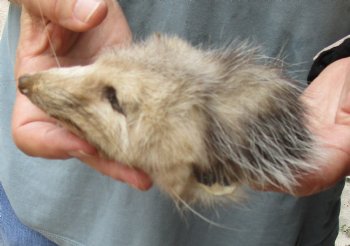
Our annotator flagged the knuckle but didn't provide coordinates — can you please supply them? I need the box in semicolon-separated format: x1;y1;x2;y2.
12;129;37;157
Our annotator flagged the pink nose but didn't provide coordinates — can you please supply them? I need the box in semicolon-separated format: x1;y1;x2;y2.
18;75;32;95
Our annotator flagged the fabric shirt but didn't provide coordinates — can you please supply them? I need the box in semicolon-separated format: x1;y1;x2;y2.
0;1;348;245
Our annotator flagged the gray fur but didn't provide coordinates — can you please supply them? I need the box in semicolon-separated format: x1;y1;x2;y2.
18;34;318;205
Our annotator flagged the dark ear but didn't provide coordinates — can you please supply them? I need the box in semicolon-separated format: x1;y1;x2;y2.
192;162;233;187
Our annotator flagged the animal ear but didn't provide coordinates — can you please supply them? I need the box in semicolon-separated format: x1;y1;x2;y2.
192;162;232;187
155;32;161;39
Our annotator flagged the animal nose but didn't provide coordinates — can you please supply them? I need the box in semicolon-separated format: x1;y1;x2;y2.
18;75;33;96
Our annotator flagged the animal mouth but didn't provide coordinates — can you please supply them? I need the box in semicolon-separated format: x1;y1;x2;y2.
51;114;85;138
50;114;110;159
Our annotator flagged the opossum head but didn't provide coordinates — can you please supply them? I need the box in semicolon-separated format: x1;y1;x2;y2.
18;34;317;204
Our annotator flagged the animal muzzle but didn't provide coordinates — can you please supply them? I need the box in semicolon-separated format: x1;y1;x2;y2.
18;74;34;96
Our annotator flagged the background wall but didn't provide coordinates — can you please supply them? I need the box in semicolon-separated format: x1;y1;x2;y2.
0;0;8;38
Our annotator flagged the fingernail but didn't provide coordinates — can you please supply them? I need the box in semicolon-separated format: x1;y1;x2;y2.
128;172;153;191
68;150;94;158
74;0;103;23
130;182;151;191
130;183;143;191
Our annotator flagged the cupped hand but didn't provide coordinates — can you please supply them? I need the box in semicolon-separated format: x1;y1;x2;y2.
296;58;350;195
264;58;350;196
12;0;152;190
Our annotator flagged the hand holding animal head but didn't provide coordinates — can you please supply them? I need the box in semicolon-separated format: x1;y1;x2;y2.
12;0;154;190
18;34;318;205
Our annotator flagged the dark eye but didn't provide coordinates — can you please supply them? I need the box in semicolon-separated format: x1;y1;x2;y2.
103;86;125;115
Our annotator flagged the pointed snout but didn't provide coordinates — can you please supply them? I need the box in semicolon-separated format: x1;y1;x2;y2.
18;75;34;96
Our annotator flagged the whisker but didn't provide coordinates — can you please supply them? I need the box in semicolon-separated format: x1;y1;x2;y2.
170;188;237;231
36;0;61;68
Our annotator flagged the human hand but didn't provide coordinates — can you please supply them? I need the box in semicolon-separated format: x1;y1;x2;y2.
12;0;152;190
263;58;350;196
297;58;350;195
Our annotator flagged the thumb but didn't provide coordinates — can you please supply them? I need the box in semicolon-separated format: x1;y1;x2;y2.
21;0;108;31
12;93;97;159
335;60;350;125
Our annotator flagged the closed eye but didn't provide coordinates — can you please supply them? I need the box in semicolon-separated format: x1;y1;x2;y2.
103;86;125;115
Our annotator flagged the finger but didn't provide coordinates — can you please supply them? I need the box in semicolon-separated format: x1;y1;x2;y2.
69;152;153;190
12;94;96;159
20;0;108;32
336;60;350;125
13;121;97;159
16;8;75;76
16;8;51;75
16;2;131;76
255;147;350;196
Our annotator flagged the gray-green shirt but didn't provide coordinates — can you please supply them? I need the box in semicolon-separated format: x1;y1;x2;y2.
0;1;347;245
